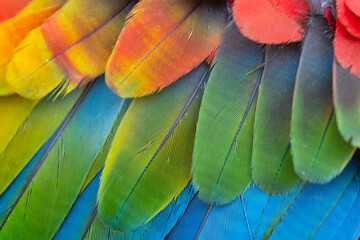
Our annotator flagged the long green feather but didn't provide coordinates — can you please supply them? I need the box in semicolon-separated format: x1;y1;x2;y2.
0;88;83;195
192;22;264;204
98;64;208;231
292;16;355;183
252;44;301;194
0;79;126;239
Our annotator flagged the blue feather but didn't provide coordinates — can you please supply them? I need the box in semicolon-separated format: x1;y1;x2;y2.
168;155;360;240
0;130;57;225
332;183;360;240
269;157;359;240
84;184;195;239
54;172;101;240
166;194;209;240
142;184;195;239
0;77;126;239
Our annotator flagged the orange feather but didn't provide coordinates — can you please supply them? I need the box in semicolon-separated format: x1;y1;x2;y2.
105;0;227;98
0;0;65;95
0;0;32;22
6;0;134;99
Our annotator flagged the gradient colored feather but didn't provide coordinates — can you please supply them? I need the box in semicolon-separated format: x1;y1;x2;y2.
334;20;360;78
105;0;226;98
333;59;360;146
170;155;360;240
268;157;359;240
80;99;132;194
0;0;32;22
0;88;83;195
6;0;135;99
166;195;210;240
0;79;125;239
252;44;301;194
0;122;63;226
53;172;101;240
85;185;194;240
0;0;65;95
233;0;308;44
192;23;263;204
98;64;208;231
292;16;355;183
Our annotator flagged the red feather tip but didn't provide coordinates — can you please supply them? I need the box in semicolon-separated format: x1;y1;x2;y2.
232;0;309;44
335;0;360;78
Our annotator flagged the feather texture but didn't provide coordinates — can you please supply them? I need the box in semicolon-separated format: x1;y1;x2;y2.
346;0;360;17
169;154;360;240
292;15;355;183
192;23;263;204
0;88;83;195
0;79;125;239
252;44;301;194
86;185;194;240
98;64;208;231
337;0;360;38
105;0;227;98
233;0;308;44
0;0;65;95
5;0;134;99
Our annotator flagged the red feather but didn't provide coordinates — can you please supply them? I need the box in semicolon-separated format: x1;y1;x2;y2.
0;0;32;22
346;0;360;17
232;0;308;44
269;0;309;20
337;0;360;38
334;20;360;77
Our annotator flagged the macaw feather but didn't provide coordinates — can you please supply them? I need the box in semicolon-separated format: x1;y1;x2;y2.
334;3;360;78
105;0;227;98
0;0;66;95
0;78;127;239
252;44;301;195
346;0;360;17
192;23;263;205
166;195;210;240
53;172;101;240
0;87;83;196
85;184;194;240
232;0;308;44
292;15;355;183
169;155;360;239
0;95;37;157
337;0;360;38
98;64;208;232
5;0;135;99
333;59;360;146
0;0;32;22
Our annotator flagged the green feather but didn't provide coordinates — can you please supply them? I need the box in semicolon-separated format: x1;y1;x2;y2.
0;88;83;195
97;64;207;231
0;79;127;239
0;95;36;157
292;16;355;183
252;44;301;194
192;23;264;205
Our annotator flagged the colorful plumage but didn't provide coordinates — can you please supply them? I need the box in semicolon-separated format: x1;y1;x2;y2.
0;0;360;239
